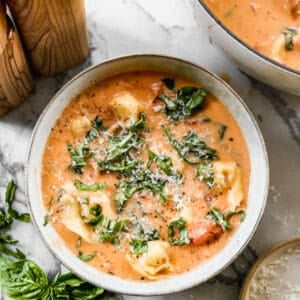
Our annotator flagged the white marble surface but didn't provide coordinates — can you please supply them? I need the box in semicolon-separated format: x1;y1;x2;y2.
0;0;300;299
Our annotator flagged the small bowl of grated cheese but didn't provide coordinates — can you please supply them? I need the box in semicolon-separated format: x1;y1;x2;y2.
240;237;300;300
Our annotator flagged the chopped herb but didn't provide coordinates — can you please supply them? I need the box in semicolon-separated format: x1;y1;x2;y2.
43;215;49;226
74;179;106;191
197;161;214;188
86;116;107;143
98;219;129;243
163;125;218;164
159;86;206;121
282;27;298;51
130;239;148;255
86;205;104;227
206;208;246;230
161;77;175;90
67;143;91;174
89;204;102;217
218;124;227;140
168;217;190;246
78;251;97;262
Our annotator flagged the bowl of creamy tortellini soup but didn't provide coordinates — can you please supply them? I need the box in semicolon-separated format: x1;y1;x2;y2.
197;0;300;95
27;55;269;295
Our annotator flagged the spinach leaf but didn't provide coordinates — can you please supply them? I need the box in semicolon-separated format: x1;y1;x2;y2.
114;168;168;211
282;27;298;51
197;161;214;188
159;86;206;121
95;155;139;175
167;217;190;246
98;219;129;243
5;181;31;223
161;77;175;90
78;251;97;262
225;210;246;224
147;149;177;177
86;116;107;143
74;179;106;191
104;113;146;162
130;239;148;255
206;208;246;231
114;180;142;212
162;125;218;164
67;143;91;174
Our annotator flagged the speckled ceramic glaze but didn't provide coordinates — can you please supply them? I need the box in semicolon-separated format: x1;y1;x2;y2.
26;55;269;295
196;1;300;95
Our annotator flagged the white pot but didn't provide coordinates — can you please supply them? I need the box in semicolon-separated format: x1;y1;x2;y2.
195;1;300;95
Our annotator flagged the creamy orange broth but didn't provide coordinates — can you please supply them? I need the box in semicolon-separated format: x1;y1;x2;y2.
204;0;300;71
42;71;250;281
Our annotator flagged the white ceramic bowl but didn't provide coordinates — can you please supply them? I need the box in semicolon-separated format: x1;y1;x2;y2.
195;1;300;95
26;55;269;296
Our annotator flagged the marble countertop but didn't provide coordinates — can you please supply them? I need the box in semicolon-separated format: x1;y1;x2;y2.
1;0;300;299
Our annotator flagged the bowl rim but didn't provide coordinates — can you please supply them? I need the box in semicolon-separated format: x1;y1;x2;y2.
25;54;269;296
197;0;300;76
240;236;300;299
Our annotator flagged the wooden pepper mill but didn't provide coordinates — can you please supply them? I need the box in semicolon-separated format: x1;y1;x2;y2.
0;0;33;116
7;0;89;76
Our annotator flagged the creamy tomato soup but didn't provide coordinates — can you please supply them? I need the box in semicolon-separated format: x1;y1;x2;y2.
42;71;250;281
204;0;300;71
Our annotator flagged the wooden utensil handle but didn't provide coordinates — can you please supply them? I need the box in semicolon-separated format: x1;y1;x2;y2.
7;0;89;76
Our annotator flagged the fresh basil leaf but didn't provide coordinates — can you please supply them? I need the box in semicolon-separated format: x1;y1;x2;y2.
130;239;148;255
74;179;106;191
78;251;97;262
282;27;298;51
0;256;48;299
168;217;190;246
0;210;13;229
197;161;214;188
5;181;31;223
162;125;217;164
68;143;91;174
161;77;175;90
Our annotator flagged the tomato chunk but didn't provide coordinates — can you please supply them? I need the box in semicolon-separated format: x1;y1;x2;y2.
188;220;223;246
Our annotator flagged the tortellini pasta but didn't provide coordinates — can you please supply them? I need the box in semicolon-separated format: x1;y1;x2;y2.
213;161;244;211
127;240;173;279
109;92;143;126
60;194;97;243
60;184;116;242
70;116;91;137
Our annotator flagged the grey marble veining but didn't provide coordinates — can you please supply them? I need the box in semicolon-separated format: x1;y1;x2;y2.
0;0;300;299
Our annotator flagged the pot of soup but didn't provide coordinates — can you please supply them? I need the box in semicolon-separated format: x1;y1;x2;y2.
26;55;269;295
196;0;300;95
